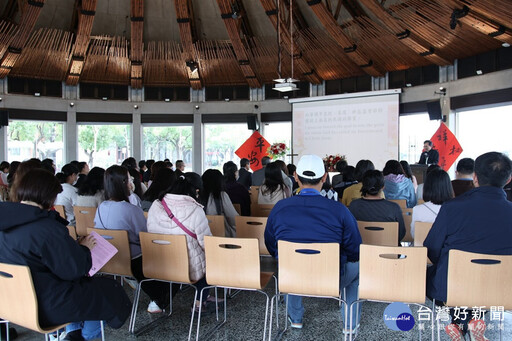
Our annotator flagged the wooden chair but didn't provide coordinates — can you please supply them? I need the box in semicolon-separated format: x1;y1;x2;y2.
389;199;407;209
357;221;399;246
54;205;66;220
67;225;77;240
268;241;345;340
250;203;274;217
402;208;413;243
130;232;198;340
349;244;431;341
235;216;269;255
0;263;105;341
232;203;241;215
438;250;512;341
249;186;259;204
87;228;133;278
206;215;225;237
73;206;97;237
196;236;276;341
413;222;433;247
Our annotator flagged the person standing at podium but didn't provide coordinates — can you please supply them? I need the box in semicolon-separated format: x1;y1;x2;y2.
418;140;439;165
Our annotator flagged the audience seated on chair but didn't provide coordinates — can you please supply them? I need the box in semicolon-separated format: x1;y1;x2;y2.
382;160;416;208
0;168;131;340
76;167;105;207
201;169;239;237
94;165;170;314
147;172;221;312
411;168;453;238
140;167;176;212
258;162;292;205
349;170;405;244
342;160;382;206
55;164;79;225
264;154;362;332
222;161;251;216
424;151;512;341
451;157;475;197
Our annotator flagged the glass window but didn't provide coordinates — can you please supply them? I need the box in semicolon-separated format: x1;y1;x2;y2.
142;125;193;169
456;103;512;160
77;124;131;169
203;123;252;171
262;121;292;164
399;113;441;164
7;120;65;169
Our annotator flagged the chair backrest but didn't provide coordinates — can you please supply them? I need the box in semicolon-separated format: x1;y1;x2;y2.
54;205;66;220
446;250;512;309
87;228;133;277
139;232;192;283
402;208;413;243
413;222;433;247
250;203;274;217
206;215;225;237
277;240;340;297
0;263;65;333
67;225;77;240
204;236;262;289
232;203;241;215
235;216;269;255
357;221;399;246
359;244;427;304
74;206;97;237
249;186;259;204
389;199;407;209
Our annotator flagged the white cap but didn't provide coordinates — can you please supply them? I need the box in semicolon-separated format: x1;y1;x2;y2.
296;155;326;180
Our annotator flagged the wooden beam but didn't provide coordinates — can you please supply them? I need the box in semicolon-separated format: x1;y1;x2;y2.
0;0;46;78
1;0;19;22
216;0;261;88
175;0;202;89
359;0;451;65
130;0;144;88
259;0;322;84
65;0;98;85
307;0;384;77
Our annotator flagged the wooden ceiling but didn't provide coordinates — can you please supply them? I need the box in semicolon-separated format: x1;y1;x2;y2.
0;0;509;88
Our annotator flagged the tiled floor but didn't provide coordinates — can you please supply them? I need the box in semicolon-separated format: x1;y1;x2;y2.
8;258;511;341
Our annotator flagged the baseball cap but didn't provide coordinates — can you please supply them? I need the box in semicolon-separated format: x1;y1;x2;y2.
296;155;326;179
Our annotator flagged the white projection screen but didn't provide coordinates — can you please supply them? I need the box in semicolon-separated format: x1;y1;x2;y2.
291;89;401;170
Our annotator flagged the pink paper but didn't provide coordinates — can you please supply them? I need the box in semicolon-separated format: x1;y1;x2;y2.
88;231;119;277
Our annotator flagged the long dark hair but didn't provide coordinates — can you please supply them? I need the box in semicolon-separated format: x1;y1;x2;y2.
160;172;202;202
201;169;225;212
423;168;454;205
104;165;130;202
127;168;143;198
222;161;238;183
16;169;62;210
78;167;105;196
400;160;413;179
143;167;176;202
261;162;285;195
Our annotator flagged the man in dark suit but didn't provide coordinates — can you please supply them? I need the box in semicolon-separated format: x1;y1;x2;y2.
418;140;439;165
237;158;252;190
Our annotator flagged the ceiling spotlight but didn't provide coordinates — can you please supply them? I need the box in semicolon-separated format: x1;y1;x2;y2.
164;98;170;102
224;98;230;102
34;92;41;97
283;95;289;99
133;104;139;109
502;42;510;48
405;83;412;87
102;97;108;101
476;70;483;75
186;60;198;73
0;97;3;102
69;102;74;107
195;105;200;110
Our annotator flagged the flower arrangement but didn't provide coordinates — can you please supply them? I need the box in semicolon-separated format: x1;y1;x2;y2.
323;154;346;171
267;143;288;160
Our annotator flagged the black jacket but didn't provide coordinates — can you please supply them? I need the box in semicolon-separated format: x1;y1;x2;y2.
418;149;439;165
237;168;252;190
0;202;131;328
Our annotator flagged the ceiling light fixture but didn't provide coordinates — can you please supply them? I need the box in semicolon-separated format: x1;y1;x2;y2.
164;98;170;102
69;102;75;107
133;104;139;109
502;42;510;48
405;83;412;87
476;70;483;75
34;92;41;97
102;97;108;101
273;0;299;92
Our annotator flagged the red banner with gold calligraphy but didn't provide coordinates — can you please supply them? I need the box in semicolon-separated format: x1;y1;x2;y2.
430;122;463;171
235;131;270;171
